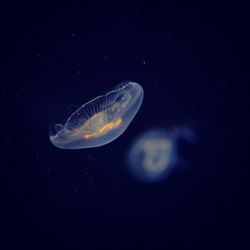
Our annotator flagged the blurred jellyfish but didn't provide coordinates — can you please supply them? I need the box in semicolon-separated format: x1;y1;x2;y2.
49;81;144;149
126;127;196;182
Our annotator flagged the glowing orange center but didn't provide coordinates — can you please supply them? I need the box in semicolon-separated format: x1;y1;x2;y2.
83;118;122;139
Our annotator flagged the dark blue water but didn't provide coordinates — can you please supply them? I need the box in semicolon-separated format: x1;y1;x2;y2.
2;2;240;249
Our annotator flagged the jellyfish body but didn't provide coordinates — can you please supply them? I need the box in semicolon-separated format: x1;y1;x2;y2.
126;127;196;182
49;81;144;149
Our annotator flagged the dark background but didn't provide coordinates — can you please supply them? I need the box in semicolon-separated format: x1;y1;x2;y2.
1;2;242;249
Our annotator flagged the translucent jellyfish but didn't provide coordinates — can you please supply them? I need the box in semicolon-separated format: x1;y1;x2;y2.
126;127;196;182
49;81;144;149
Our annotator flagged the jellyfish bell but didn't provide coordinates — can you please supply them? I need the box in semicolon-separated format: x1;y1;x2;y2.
126;129;177;182
126;127;196;182
49;81;144;149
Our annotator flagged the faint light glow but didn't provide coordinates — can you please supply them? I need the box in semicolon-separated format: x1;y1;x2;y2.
126;127;196;182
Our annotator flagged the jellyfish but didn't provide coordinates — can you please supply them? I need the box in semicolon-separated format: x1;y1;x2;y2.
49;81;144;149
126;127;196;182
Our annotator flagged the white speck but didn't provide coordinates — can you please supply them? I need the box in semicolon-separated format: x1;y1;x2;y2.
143;61;146;65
